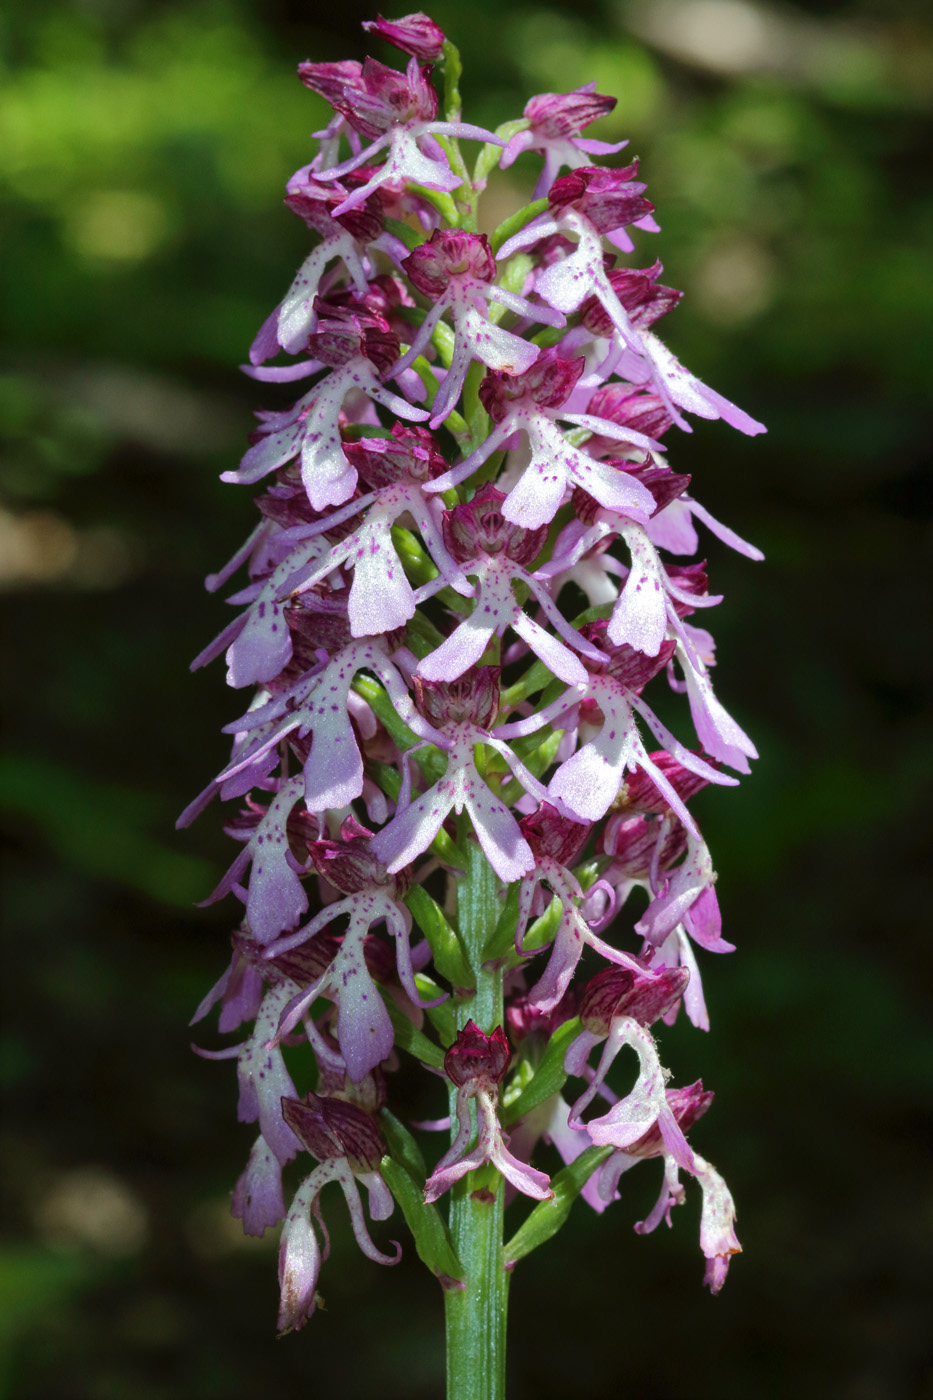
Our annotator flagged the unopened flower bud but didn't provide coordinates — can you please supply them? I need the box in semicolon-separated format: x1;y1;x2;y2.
362;12;446;63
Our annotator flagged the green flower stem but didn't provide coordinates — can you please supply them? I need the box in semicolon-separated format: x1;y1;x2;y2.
444;827;509;1400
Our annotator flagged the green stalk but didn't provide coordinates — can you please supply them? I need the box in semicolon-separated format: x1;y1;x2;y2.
444;827;509;1400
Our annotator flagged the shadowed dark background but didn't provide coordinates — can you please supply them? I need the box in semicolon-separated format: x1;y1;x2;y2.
2;1;931;1396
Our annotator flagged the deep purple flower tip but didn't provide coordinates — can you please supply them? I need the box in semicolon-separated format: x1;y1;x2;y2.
608;460;691;513
337;56;438;140
298;59;364;105
306;305;400;375
402;229;496;298
612;750;716;818
445;1020;511;1088
478;347;586;424
578;622;676;691
442;484;548;567
267;933;344;988
282;1092;387;1172
285;173;385;244
308;819;395;895
626;1079;715;1159
344;421;448;488
548;162;655;234
585;385;674;441
362;12;446;63
413;667;500;729
524;86;617;139
580;260;682;336
665;562;711;618
579;964;689;1033
506;988;579;1045
597;811;687;878
518;801;592;868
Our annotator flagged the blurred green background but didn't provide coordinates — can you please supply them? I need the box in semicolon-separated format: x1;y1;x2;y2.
2;0;931;1396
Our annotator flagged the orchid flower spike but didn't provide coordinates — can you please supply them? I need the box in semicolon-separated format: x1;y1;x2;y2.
183;10;763;1352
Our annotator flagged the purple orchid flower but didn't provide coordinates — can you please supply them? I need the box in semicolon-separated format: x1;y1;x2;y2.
564;966;693;1166
500;84;629;198
277;1093;400;1333
223;308;430;510
200;775;311;945
596;1080;741;1293
259;828;438;1082
416;485;603;685
512;804;645;1011
214;635;442;816
372;670;559;883
424;1022;553;1203
498;627;735;833
361;11;446;63
544;491;725;656
424;351;659;528
275;423;472;638
308;56;503;216
247;170;390;365
497;164;657;351
389;230;563;427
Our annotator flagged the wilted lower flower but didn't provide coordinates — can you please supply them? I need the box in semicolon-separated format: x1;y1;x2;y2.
181;11;764;1384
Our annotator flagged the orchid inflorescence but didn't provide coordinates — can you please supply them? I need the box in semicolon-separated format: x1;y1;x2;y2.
182;10;762;1340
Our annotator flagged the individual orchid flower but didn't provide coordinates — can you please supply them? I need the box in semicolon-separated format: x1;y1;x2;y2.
424;351;659;528
542;487;725;658
191;529;335;690
503;992;609;1211
276;422;472;637
362;11;446;63
497;164;658;352
199;775;312;946
214;635;444;815
424;1021;553;1203
190;930;265;1038
564;966;693;1167
512;803;644;1011
537;465;688;607
635;823;725;950
389;230;563;428
498;626;734;834
222;307;430;509
193;981;301;1165
500;84;629;198
597;755;732;1031
416;484;603;685
596;1080;741;1293
277;1092;400;1333
371;669;558;883
262;818;444;1081
247;170;387;365
307;56;503;216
